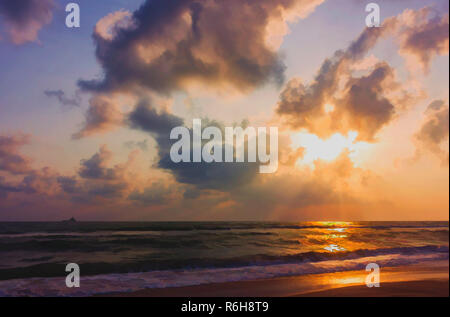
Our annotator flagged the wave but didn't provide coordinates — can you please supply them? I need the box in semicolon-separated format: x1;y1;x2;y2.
0;245;447;281
0;250;447;297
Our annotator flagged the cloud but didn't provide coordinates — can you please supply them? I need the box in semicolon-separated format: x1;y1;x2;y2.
0;137;172;213
57;175;128;202
127;98;184;165
19;167;61;196
127;98;260;190
78;145;119;180
0;134;32;174
397;8;449;73
222;151;364;220
57;146;139;202
93;10;133;41
128;98;184;137
332;62;396;141
82;182;128;200
0;0;55;45
56;176;79;194
275;8;438;141
277;60;403;141
124;139;149;151
414;100;449;165
0;165;61;199
0;133;61;198
159;155;260;191
0;133;389;220
0;136;136;204
0;176;26;198
44;90;81;108
73;95;123;139
73;0;324;139
78;0;324;94
228;175;339;219
128;182;173;205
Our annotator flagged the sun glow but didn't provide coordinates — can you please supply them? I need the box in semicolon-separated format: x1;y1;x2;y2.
324;103;335;114
291;131;370;167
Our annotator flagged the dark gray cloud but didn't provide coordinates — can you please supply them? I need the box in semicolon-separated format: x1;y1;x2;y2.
78;0;323;94
0;0;55;44
56;176;79;194
183;186;202;199
78;145;118;180
159;155;259;191
44;90;81;108
57;175;128;202
128;99;184;136
127;98;184;164
334;62;396;141
127;99;260;191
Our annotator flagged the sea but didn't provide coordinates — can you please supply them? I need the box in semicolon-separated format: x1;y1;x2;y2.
0;221;448;296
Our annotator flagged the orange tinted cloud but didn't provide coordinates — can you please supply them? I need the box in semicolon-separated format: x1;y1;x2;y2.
276;7;442;141
414;100;449;165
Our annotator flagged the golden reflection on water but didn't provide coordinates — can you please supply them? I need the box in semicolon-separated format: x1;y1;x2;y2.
327;228;346;232
305;269;368;292
308;222;358;253
309;221;353;227
331;276;365;285
324;244;346;252
328;234;348;238
300;221;373;253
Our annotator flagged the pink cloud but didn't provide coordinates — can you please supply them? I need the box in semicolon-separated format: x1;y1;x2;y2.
0;0;55;45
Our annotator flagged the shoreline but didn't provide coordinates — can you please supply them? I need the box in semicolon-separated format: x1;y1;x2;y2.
104;261;449;297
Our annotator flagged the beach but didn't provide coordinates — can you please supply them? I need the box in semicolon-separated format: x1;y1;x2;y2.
0;221;448;297
107;261;448;297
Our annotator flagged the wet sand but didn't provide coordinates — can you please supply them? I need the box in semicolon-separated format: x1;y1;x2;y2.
299;280;448;297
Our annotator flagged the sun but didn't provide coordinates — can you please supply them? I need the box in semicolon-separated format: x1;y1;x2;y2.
290;131;370;167
324;103;335;114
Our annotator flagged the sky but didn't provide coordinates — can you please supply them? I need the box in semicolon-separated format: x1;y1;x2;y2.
0;0;448;221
